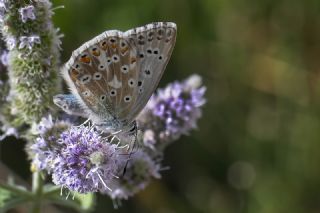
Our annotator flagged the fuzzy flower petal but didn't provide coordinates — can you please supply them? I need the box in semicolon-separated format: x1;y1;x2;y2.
29;115;71;171
5;37;16;50
0;50;8;66
19;5;36;23
19;35;40;50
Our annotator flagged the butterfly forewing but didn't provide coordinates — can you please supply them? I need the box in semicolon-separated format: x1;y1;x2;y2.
62;22;176;127
122;22;177;122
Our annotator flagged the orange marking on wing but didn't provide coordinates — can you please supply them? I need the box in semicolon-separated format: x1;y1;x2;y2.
130;57;136;64
111;44;117;49
70;69;79;80
120;47;129;55
101;41;108;50
92;49;101;56
80;55;91;64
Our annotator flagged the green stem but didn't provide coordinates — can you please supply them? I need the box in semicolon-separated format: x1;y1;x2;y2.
0;182;32;198
30;172;43;213
43;185;61;198
0;197;31;213
46;197;87;213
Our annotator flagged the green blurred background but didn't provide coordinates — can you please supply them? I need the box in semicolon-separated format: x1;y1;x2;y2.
3;0;320;212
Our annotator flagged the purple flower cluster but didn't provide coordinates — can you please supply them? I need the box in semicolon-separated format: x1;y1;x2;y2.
30;115;71;171
51;126;120;193
31;116;122;193
0;3;40;52
105;150;161;201
138;74;206;149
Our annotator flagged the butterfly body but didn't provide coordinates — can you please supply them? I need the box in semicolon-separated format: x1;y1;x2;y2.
55;22;177;132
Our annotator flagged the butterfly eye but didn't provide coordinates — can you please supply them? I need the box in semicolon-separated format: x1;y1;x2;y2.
128;78;136;87
110;89;117;97
121;65;129;73
124;95;132;102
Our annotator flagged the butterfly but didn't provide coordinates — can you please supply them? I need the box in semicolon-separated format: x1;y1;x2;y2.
53;22;177;133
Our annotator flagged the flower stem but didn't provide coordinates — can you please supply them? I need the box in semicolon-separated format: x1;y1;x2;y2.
31;171;43;213
0;182;32;198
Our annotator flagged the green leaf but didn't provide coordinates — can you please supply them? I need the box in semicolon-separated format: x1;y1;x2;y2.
73;193;95;211
0;187;11;207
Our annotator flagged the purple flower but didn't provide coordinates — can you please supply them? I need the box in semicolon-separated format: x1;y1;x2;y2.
19;5;36;23
143;129;156;150
51;126;121;193
0;1;7;22
0;127;18;141
6;37;16;50
0;50;8;66
138;74;206;147
19;35;41;50
104;150;161;200
30;115;71;171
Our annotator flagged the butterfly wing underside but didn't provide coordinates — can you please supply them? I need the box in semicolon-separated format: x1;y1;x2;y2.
123;22;177;122
62;22;176;126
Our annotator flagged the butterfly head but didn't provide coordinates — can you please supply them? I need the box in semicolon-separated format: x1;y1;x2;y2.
53;94;86;117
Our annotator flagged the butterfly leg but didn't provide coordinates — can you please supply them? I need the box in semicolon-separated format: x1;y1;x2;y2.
75;118;90;127
122;121;139;176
